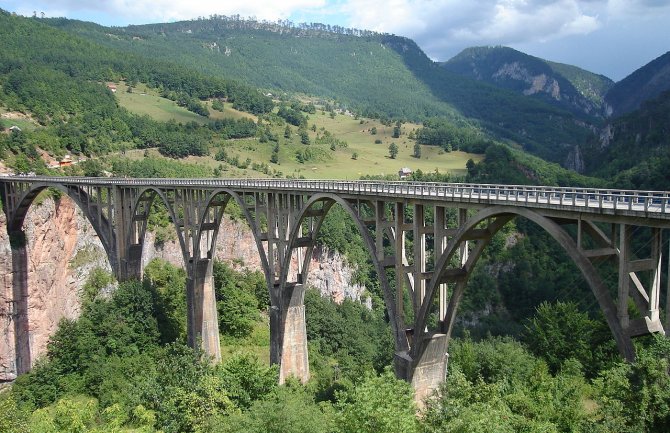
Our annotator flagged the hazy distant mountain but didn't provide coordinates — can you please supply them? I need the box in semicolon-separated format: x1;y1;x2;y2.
579;89;670;190
604;51;670;117
442;46;613;118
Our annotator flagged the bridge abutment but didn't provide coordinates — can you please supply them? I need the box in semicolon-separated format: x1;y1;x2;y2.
395;333;449;404
119;244;143;281
186;258;221;363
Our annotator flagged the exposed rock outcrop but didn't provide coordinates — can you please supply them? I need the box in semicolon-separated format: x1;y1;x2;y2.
141;222;365;302
0;197;109;380
564;145;585;173
599;124;614;148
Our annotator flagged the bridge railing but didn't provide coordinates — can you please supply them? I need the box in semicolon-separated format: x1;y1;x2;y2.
3;176;670;216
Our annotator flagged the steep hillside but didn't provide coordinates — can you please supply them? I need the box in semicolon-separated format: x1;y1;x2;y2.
545;60;613;108
582;90;670;190
44;16;597;165
443;46;612;118
44;17;461;122
604;51;670;117
0;10;271;172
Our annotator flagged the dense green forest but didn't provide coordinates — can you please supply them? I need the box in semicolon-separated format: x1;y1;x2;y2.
604;51;670;117
581;90;670;190
0;10;271;172
2;260;669;432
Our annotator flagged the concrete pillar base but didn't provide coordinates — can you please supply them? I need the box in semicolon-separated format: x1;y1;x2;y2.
278;284;310;384
120;244;143;281
395;333;449;405
186;258;221;363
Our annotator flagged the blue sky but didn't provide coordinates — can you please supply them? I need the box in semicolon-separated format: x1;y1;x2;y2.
2;0;669;81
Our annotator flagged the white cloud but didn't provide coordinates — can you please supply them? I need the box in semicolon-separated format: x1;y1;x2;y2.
341;0;605;59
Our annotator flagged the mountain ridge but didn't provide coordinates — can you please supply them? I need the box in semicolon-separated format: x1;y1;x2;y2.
442;46;613;118
604;51;670;117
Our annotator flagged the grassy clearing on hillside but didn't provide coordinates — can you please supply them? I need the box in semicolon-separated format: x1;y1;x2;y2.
116;83;208;124
206;101;258;122
116;82;258;125
114;90;483;179
0;107;40;131
0;117;38;131
222;111;483;179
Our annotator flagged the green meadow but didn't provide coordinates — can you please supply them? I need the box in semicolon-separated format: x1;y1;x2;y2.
219;110;482;179
116;83;255;124
116;88;482;179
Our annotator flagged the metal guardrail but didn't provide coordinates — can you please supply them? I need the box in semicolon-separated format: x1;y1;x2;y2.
3;176;670;217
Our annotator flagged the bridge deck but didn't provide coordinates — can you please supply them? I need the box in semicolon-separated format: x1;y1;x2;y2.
3;176;670;226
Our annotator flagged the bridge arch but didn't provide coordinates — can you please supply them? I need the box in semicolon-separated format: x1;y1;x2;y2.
8;183;116;272
126;187;192;269
279;193;407;352
193;188;272;286
416;205;635;362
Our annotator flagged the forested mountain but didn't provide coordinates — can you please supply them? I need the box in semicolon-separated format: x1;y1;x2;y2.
443;46;613;118
41;15;598;164
2;10;668;187
0;10;271;172
581;90;670;189
604;50;670;117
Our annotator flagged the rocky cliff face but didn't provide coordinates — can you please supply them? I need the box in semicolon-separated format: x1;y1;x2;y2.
0;196;364;380
564;145;585;173
0;197;109;380
141;222;365;302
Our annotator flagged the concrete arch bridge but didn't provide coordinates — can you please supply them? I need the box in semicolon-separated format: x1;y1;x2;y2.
2;176;670;401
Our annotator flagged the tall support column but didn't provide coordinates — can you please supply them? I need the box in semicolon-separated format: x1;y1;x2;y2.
375;201;385;262
186;258;221;363
398;279;465;405
666;230;670;332
618;224;631;330
435;206;448;324
458;208;469;266
266;192;310;383
413;203;426;315
114;186;142;281
10;230;31;376
649;228;662;323
394;202;405;325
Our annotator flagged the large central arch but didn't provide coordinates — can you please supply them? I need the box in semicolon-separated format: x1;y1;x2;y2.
417;205;635;361
276;200;639;400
